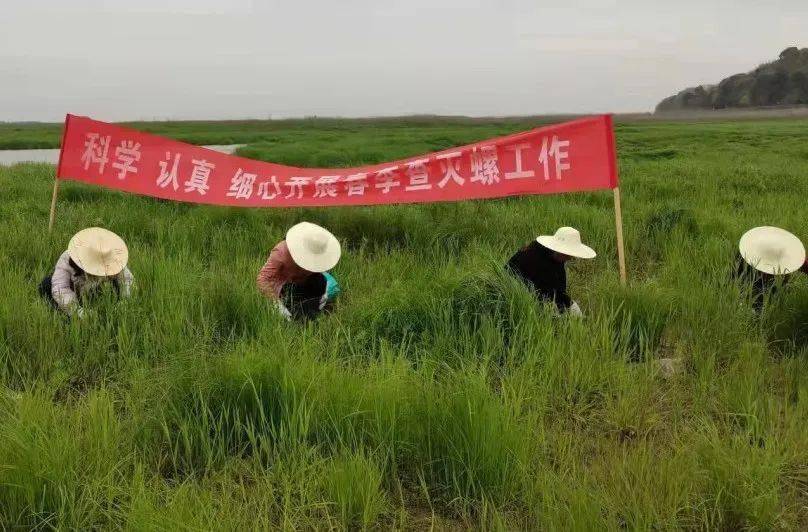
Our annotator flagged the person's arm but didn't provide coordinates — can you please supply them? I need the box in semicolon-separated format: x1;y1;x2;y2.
257;245;284;299
551;265;572;312
51;252;82;315
508;246;561;307
115;267;134;298
553;289;573;312
506;248;532;284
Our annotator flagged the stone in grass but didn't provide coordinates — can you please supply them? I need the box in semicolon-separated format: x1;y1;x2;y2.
654;357;684;379
654;358;684;379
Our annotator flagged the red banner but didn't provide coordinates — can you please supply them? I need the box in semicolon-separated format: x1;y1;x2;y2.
56;114;618;208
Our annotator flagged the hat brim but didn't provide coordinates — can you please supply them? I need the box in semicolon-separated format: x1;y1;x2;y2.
536;236;597;259
68;227;129;277
286;223;341;273
739;226;805;275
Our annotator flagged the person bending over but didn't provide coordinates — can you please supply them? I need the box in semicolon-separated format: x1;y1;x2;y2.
39;227;133;318
506;226;596;316
257;222;341;321
734;226;806;312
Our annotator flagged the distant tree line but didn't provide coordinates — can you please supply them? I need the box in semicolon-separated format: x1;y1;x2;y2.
656;47;808;112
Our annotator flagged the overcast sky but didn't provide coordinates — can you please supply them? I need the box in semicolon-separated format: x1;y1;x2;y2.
1;1;806;122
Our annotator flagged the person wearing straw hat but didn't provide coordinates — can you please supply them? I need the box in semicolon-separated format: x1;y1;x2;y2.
735;226;806;312
257;222;342;321
506;227;596;316
38;227;134;318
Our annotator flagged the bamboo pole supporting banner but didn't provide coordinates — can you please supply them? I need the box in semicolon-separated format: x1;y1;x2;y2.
603;114;626;285
48;178;60;232
613;186;627;285
48;114;71;232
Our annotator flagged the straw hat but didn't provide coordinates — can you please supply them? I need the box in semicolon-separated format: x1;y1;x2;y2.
536;227;596;259
67;227;129;277
739;226;805;275
286;222;341;273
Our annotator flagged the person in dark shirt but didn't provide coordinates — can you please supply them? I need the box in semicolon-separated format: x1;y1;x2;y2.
507;226;596;315
734;226;806;313
280;271;329;321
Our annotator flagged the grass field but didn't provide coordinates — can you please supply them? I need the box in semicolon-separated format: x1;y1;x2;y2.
0;116;571;151
1;117;807;530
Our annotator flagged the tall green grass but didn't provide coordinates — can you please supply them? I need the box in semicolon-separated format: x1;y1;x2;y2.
0;118;807;529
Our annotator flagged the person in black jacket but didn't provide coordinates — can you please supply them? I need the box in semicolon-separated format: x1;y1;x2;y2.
507;227;596;315
734;226;806;313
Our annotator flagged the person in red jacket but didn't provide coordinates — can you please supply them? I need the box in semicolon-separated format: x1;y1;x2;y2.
257;222;341;321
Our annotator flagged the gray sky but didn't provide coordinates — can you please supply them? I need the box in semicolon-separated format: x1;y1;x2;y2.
1;1;806;122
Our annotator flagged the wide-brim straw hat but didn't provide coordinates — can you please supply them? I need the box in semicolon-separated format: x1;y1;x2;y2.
67;227;129;277
739;226;805;275
286;222;341;273
536;227;596;259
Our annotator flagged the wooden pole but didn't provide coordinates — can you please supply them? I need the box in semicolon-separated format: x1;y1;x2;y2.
48;177;60;232
613;187;627;285
49;114;71;233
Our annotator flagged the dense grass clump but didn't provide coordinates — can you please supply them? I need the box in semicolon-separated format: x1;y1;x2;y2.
1;118;807;529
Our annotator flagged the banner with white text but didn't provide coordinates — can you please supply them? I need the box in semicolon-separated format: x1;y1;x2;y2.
56;114;618;207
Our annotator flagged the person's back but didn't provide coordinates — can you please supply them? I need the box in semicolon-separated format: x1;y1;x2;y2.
256;240;311;299
507;241;570;311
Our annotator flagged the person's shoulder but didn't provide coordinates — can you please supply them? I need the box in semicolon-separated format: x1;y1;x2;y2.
57;250;74;268
510;240;535;257
523;240;545;255
270;240;288;255
55;251;80;275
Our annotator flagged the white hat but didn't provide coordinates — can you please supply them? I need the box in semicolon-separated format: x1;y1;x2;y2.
739;226;805;275
68;227;129;277
536;227;596;259
286;222;341;273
